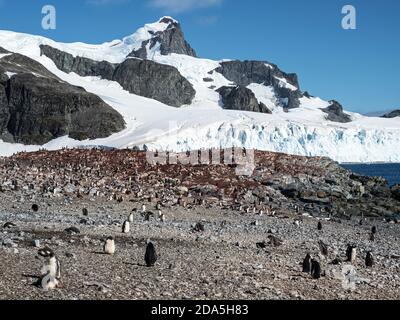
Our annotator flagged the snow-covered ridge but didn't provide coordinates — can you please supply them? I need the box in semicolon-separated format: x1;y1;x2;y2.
0;18;399;163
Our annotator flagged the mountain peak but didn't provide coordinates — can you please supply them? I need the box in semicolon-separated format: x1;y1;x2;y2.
158;16;179;25
127;17;196;59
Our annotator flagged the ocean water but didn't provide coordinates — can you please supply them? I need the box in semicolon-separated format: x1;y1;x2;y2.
342;163;400;187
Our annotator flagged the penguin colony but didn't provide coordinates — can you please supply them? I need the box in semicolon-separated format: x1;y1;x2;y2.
22;199;379;292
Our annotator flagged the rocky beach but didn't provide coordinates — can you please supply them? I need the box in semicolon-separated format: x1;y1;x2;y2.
0;149;399;300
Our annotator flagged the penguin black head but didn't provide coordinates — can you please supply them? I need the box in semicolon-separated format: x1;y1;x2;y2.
38;247;55;258
106;236;114;241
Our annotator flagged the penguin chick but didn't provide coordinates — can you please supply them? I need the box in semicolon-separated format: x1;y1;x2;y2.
103;236;116;255
38;252;61;290
122;220;130;234
145;242;157;267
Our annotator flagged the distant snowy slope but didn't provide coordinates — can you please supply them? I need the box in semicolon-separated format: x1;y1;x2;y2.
0;17;399;163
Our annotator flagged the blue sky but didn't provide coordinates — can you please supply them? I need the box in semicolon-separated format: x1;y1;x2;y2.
0;0;399;113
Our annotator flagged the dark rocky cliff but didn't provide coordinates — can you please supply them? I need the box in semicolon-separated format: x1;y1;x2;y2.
0;48;125;145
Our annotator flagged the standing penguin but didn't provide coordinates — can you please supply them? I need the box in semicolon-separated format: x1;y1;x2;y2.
318;240;329;256
38;250;61;290
159;211;166;222
310;259;321;279
122;220;130;234
371;226;377;235
365;251;374;268
302;254;312;273
317;221;323;231
145;242;157;267
369;232;375;242
346;245;357;264
103;236;116;255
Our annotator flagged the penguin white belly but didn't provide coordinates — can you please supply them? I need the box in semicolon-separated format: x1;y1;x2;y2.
104;241;116;255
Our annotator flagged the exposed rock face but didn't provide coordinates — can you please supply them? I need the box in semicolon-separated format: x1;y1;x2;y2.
217;86;272;114
0;49;125;145
321;100;352;123
392;185;400;201
215;60;302;109
382;110;400;118
128;17;196;59
40;45;195;107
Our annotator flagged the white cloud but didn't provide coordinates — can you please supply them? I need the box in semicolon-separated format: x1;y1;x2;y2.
149;0;223;13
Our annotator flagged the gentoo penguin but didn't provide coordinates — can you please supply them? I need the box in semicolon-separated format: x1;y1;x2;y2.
365;251;374;268
38;250;61;290
371;226;377;235
103;236;116;255
318;240;329;256
310;259;321;279
346;245;357;264
122;220;130;234
369;232;375;242
302;254;312;273
317;221;323;231
267;235;283;247
145;242;157;267
142;204;146;213
128;212;134;223
158;211;166;222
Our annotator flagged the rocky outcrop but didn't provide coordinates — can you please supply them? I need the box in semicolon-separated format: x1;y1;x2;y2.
217;86;271;114
40;45;195;107
215;60;302;109
0;51;125;145
382;110;400;118
128;17;196;59
321;100;352;123
392;184;400;201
